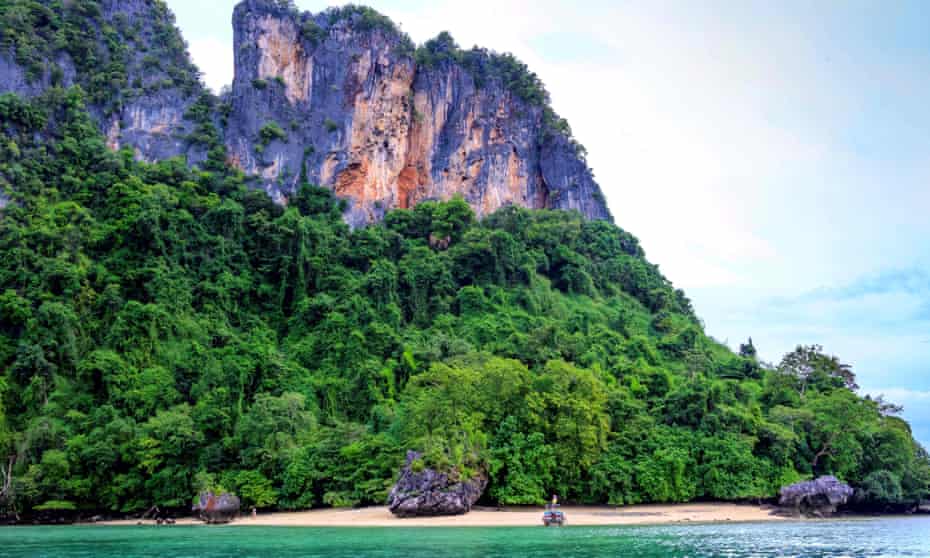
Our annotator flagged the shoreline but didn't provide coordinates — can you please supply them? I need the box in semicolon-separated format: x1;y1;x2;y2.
96;503;796;528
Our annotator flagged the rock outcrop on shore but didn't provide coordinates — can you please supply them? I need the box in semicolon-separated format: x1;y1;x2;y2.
779;476;854;517
387;451;487;517
193;491;241;524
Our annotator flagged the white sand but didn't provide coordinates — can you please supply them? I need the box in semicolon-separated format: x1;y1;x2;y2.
101;502;788;527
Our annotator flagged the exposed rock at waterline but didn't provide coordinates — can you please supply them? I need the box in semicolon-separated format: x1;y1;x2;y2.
387;451;487;517
193;491;241;524
779;476;854;518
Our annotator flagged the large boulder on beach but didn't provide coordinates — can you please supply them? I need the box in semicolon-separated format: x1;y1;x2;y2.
779;476;854;517
387;451;487;517
192;491;241;524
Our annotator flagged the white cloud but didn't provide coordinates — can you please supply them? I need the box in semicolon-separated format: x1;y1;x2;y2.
174;0;930;413
868;388;930;403
177;1;929;287
188;36;235;93
377;0;843;290
861;387;930;449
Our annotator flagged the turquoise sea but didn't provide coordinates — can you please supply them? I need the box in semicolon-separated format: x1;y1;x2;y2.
1;518;929;557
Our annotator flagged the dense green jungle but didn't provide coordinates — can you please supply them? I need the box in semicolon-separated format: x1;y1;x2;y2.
0;0;927;519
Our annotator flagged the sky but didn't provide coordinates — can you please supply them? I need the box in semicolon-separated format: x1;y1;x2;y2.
166;0;930;448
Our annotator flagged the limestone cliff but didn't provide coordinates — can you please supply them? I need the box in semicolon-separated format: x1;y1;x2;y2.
225;0;418;225
0;0;209;164
227;0;612;225
0;0;612;224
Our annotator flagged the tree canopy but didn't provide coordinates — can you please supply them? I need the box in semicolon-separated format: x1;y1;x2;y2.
0;88;927;516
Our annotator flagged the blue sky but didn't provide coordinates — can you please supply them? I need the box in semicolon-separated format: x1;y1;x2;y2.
166;0;930;448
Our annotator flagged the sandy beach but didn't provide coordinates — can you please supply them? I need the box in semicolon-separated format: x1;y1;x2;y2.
100;503;788;527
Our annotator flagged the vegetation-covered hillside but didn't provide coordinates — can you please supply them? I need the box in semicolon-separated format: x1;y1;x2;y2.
0;89;928;517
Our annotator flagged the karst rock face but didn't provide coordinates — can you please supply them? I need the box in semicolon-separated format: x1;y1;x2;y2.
226;0;420;224
0;0;208;164
193;491;241;524
779;476;855;517
0;0;612;226
227;0;611;226
94;0;208;165
387;451;488;517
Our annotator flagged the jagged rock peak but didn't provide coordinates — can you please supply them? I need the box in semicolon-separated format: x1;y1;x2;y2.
226;0;613;225
0;0;613;225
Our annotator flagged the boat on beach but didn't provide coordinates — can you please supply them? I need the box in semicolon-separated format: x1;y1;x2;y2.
542;503;565;527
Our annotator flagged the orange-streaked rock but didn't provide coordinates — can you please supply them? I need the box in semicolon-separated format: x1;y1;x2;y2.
255;15;312;104
227;0;612;226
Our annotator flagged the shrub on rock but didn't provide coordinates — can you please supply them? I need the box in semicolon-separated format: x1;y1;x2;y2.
388;451;487;517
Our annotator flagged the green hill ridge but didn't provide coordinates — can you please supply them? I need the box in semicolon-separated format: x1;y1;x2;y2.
0;0;927;518
0;89;927;516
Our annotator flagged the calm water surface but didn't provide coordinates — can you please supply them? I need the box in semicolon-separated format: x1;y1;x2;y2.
1;518;929;557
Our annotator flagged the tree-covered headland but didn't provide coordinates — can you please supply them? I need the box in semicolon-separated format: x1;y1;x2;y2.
0;86;927;518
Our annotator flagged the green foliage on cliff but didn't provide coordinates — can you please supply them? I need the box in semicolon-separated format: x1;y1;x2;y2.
325;4;414;56
258;121;287;148
416;31;550;107
299;18;328;47
0;88;927;517
0;0;201;110
326;4;398;35
416;31;588;158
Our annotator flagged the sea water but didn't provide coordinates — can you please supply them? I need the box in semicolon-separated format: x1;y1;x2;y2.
1;518;929;557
